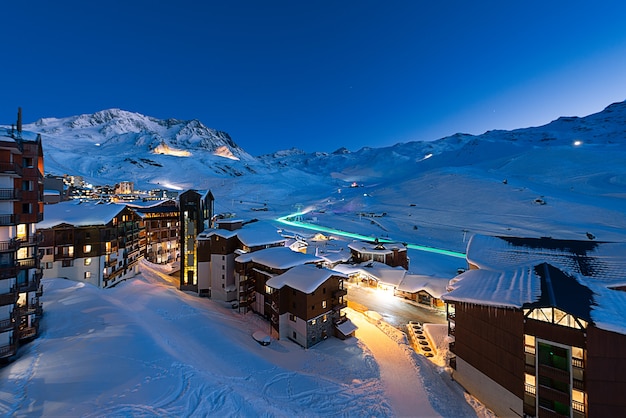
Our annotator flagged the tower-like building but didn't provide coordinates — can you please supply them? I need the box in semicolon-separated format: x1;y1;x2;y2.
179;190;213;292
0;108;44;361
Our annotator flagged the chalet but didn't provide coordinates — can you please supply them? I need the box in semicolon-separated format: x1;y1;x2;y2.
195;219;286;300
0;112;45;360
129;199;179;265
235;246;322;317
442;235;626;418
266;264;354;348
38;201;144;288
179;189;214;292
348;239;408;269
334;261;448;308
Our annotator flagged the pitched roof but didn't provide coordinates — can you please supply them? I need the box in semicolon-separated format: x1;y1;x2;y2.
266;264;346;294
235;246;322;270
446;234;626;335
38;201;127;228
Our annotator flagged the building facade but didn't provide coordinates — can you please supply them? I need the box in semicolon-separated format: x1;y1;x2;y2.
196;219;286;300
443;235;626;417
38;202;144;288
348;239;408;269
0;116;44;361
265;264;351;348
131;200;179;265
179;190;214;292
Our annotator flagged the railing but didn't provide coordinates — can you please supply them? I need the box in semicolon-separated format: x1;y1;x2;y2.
0;214;16;226
19;325;37;339
333;288;347;298
17;258;38;269
0;317;14;332
0;343;16;358
333;301;347;311
572;357;584;369
0;265;18;279
0;239;20;252
524;383;536;395
0;189;19;200
0;162;23;176
572;399;585;413
0;290;17;305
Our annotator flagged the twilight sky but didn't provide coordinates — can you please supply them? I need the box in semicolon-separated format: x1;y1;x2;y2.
2;1;626;156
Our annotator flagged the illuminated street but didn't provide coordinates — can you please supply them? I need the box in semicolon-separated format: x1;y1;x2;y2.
345;281;447;328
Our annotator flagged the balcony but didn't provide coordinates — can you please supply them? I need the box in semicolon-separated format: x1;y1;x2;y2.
16;258;38;269
0;317;14;332
0;290;17;306
0;189;19;201
333;288;347;298
0;162;23;176
0;265;18;279
0;214;16;226
18;324;38;339
0;238;20;252
0;343;16;359
333;300;347;311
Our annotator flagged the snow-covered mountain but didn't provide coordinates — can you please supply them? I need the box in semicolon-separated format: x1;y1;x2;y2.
24;109;261;187
8;101;626;248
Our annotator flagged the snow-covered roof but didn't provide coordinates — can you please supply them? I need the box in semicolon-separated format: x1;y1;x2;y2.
235;246;322;270
316;250;352;265
266;264;347;294
466;235;626;283
198;221;286;247
38;200;127;229
397;274;450;299
448;235;626;335
335;318;358;336
443;266;541;308
348;240;406;255
333;261;406;287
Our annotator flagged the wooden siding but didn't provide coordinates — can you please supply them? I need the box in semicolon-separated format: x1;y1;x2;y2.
453;303;525;398
586;326;626;416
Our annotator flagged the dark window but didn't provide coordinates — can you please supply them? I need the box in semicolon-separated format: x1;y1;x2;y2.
323;287;326;294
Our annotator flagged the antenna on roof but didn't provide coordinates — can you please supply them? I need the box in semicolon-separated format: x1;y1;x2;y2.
17;107;22;133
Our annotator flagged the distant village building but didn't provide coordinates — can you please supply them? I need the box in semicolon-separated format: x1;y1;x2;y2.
38;201;144;288
348;239;408;270
195;219;286;300
442;235;626;418
178;190;214;292
129;200;179;265
0;112;45;361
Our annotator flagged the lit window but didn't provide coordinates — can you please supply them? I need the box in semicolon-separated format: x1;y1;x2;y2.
84;272;91;279
323;314;327;322
311;319;316;325
84;244;91;253
322;300;327;309
84;258;92;266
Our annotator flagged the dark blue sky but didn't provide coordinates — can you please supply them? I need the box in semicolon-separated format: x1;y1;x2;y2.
2;1;626;156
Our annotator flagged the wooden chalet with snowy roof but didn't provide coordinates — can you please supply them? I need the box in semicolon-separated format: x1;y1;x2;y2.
266;264;353;348
38;201;144;288
348;238;408;269
442;234;626;418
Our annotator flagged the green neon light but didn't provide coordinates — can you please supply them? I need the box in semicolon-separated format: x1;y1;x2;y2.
277;214;466;259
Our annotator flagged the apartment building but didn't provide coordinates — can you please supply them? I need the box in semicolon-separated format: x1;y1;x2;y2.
130;199;179;265
38;201;144;288
0;113;44;360
443;235;626;417
196;219;286;300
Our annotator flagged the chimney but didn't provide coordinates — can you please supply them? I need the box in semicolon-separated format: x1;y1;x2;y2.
17;107;22;133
